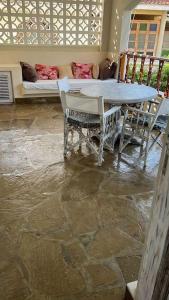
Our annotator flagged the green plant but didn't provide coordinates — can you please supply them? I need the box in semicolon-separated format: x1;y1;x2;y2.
161;50;169;58
128;63;169;91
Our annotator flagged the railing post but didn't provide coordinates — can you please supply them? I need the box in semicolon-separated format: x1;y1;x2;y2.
157;59;165;93
131;55;138;84
125;53;131;83
138;55;146;85
147;57;155;86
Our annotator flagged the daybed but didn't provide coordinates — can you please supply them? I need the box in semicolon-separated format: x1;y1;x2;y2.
0;62;117;100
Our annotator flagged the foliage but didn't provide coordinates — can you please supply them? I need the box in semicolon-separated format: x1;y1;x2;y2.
128;63;169;92
161;50;169;58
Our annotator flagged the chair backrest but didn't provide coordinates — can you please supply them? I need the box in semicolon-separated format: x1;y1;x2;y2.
61;91;104;115
150;98;169;130
156;99;169;117
57;77;70;94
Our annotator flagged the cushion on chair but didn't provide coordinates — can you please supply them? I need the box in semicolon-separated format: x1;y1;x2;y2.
72;62;93;79
58;64;74;79
20;62;38;82
99;59;117;80
35;64;59;80
68;113;100;129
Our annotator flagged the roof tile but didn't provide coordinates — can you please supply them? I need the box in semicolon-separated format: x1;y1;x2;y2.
141;0;169;4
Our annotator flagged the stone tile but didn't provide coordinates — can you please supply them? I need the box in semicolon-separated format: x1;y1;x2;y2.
61;241;87;266
28;293;77;300
97;194;145;242
11;118;34;129
5;217;27;244
87;226;143;259
0;145;32;174
26;163;72;194
116;256;141;284
0;231;16;271
100;171;154;196
134;192;154;225
61;170;104;201
25;134;64;168
0;262;30;300
76;287;125;300
19;233;86;297
86;262;124;289
27;196;67;233
65;197;99;235
0;103;159;300
0;120;11;130
29;288;125;300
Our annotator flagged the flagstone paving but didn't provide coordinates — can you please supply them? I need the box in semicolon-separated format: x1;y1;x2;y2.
0;102;160;300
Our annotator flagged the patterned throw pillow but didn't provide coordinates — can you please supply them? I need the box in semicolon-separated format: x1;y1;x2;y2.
72;62;93;79
35;64;59;80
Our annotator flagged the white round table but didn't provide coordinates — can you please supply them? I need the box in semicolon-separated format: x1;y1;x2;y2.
81;82;158;105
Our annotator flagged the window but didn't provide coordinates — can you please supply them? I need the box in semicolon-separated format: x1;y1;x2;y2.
139;23;147;31
0;0;103;46
129;19;160;56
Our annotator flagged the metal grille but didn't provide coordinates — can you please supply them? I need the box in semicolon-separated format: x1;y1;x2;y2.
0;0;103;46
0;72;13;103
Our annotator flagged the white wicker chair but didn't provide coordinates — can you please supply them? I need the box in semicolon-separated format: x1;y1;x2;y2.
119;98;169;167
59;91;121;166
58;77;70;96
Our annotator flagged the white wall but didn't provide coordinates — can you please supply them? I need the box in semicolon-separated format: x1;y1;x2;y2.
0;0;141;68
0;45;106;66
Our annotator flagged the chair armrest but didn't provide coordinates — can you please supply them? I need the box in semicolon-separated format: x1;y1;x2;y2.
125;106;155;117
104;106;121;118
148;99;160;105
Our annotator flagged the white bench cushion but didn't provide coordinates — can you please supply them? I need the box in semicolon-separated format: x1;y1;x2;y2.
22;79;117;95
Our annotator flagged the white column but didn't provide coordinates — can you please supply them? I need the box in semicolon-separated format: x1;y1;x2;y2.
120;10;132;53
108;0;140;61
156;12;167;57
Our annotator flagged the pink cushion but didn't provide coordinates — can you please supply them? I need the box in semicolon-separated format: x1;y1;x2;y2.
35;64;59;80
72;62;93;79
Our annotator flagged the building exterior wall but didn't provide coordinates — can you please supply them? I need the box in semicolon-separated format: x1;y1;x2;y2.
129;9;167;56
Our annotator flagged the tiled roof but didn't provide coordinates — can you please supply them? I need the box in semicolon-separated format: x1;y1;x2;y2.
141;0;169;4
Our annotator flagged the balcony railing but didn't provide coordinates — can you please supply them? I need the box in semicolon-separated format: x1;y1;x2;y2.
118;51;169;98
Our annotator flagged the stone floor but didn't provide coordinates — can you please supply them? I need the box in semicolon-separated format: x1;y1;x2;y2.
0;102;161;300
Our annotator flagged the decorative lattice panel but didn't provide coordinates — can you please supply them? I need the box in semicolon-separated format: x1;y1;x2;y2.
0;0;103;46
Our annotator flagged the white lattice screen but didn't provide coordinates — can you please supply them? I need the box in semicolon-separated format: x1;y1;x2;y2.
0;0;103;46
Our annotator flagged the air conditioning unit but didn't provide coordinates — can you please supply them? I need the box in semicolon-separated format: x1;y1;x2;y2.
0;71;14;104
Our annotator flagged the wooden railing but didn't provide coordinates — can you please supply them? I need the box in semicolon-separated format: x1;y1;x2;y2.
118;51;169;98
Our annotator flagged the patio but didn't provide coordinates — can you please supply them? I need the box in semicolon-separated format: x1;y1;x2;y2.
0;102;160;300
1;0;169;298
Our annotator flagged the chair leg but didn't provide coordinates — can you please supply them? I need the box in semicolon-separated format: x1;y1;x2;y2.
119;125;125;154
143;136;150;168
64;118;69;157
79;127;82;149
119;110;128;154
98;135;104;166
